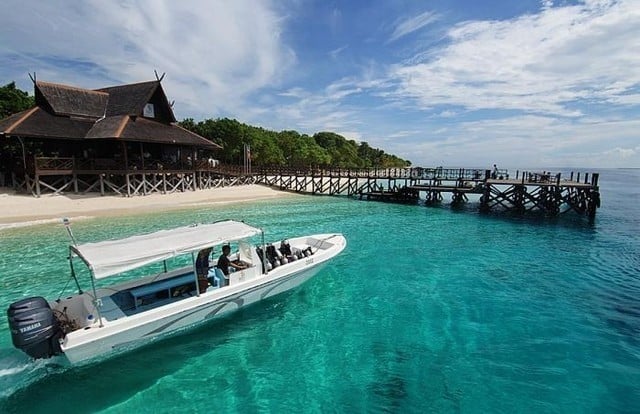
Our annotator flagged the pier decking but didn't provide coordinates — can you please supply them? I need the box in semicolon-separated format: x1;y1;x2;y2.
8;161;601;219
257;167;601;219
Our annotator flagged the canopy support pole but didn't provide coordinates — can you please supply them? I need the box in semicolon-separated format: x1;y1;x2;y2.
68;251;83;294
192;251;200;297
89;272;104;328
262;230;267;274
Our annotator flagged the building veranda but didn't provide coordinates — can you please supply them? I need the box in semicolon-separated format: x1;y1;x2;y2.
0;78;252;197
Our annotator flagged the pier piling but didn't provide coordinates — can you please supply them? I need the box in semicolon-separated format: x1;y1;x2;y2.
257;167;600;220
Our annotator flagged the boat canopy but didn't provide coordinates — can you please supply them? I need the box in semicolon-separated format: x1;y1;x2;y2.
70;220;262;279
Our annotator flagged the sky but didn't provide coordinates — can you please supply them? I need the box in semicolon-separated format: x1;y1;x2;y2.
1;0;639;168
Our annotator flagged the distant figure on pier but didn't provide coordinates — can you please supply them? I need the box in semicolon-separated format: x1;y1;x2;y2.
492;164;499;179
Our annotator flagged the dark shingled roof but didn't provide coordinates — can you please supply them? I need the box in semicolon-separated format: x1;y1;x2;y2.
0;78;218;149
1;107;93;139
85;115;129;139
85;116;219;148
119;117;219;148
36;81;108;119
0;109;30;133
97;81;176;122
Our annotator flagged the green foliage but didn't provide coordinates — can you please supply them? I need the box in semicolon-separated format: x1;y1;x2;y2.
1;81;410;169
0;82;35;119
313;132;362;168
178;118;411;168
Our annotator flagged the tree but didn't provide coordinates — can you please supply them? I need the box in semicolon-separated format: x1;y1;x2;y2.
313;132;363;168
0;82;34;119
246;128;285;166
179;117;410;168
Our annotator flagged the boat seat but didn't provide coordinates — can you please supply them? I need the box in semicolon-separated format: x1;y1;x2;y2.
214;267;229;287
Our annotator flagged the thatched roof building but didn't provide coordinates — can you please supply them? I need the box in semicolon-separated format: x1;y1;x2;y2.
0;79;218;149
0;79;226;194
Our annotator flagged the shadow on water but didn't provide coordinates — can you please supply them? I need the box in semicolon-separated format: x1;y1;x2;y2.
367;344;410;413
0;295;292;414
419;199;598;231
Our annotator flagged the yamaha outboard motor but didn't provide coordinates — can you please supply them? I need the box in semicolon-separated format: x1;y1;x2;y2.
7;297;63;359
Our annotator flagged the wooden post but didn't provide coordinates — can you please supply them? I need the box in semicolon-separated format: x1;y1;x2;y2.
72;156;78;193
139;142;145;170
122;142;129;171
142;173;147;195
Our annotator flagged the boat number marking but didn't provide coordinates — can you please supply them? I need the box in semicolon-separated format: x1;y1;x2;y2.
305;258;314;265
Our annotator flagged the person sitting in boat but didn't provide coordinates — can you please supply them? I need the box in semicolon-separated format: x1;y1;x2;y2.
279;240;298;262
266;244;283;268
196;247;213;293
217;245;248;280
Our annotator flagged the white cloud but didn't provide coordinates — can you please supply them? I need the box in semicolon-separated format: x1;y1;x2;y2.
541;0;554;10
381;115;640;168
389;11;439;43
1;0;638;168
388;0;640;117
603;146;638;159
0;0;294;119
329;45;348;60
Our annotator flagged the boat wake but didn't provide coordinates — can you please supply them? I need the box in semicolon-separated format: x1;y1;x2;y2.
0;355;67;400
0;366;29;378
0;216;95;231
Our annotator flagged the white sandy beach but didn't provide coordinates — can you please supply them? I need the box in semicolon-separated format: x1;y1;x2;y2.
0;185;294;229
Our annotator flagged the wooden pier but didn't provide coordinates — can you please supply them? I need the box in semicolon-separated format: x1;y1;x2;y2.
11;161;601;219
256;167;601;219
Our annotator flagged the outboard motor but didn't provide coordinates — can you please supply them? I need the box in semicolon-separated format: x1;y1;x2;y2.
7;297;63;359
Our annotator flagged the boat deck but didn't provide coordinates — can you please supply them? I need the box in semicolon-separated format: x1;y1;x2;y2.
104;270;220;318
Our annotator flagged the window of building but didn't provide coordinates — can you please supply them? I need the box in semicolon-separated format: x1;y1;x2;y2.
143;103;155;118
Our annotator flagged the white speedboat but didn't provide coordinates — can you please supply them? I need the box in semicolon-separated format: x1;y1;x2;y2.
7;220;346;365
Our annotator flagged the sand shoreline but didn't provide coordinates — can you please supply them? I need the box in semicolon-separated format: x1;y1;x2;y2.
0;185;295;229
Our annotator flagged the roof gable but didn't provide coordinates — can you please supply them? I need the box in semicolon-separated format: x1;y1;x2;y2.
97;81;177;123
35;81;108;119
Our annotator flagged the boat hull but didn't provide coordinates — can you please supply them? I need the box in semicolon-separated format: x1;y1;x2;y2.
60;234;343;365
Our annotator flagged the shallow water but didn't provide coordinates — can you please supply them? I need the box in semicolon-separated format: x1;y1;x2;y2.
0;169;638;413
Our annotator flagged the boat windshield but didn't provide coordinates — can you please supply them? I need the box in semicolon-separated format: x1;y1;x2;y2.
70;220;262;279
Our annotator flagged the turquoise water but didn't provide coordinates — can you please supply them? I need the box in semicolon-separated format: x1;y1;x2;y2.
0;169;638;413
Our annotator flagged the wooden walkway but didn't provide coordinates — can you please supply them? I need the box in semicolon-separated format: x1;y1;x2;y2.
10;160;601;219
256;167;601;219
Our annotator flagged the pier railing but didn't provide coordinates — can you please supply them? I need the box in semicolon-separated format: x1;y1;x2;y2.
28;159;601;188
17;160;601;219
